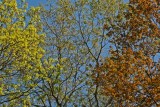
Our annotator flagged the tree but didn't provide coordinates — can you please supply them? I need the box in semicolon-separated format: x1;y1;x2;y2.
94;0;160;106
0;0;45;106
2;0;154;106
30;0;126;106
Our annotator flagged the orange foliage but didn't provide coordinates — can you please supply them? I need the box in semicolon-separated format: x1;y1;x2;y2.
96;49;160;106
94;0;160;106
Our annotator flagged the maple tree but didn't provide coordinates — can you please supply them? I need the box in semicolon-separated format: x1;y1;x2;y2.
0;0;44;106
94;0;160;106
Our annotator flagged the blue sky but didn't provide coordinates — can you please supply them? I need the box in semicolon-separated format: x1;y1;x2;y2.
26;0;129;7
26;0;46;7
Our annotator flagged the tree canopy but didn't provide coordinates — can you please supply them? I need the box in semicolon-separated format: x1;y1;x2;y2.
0;0;159;106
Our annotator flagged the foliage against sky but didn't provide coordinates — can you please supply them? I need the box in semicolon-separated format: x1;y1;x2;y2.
94;0;160;106
0;0;159;107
